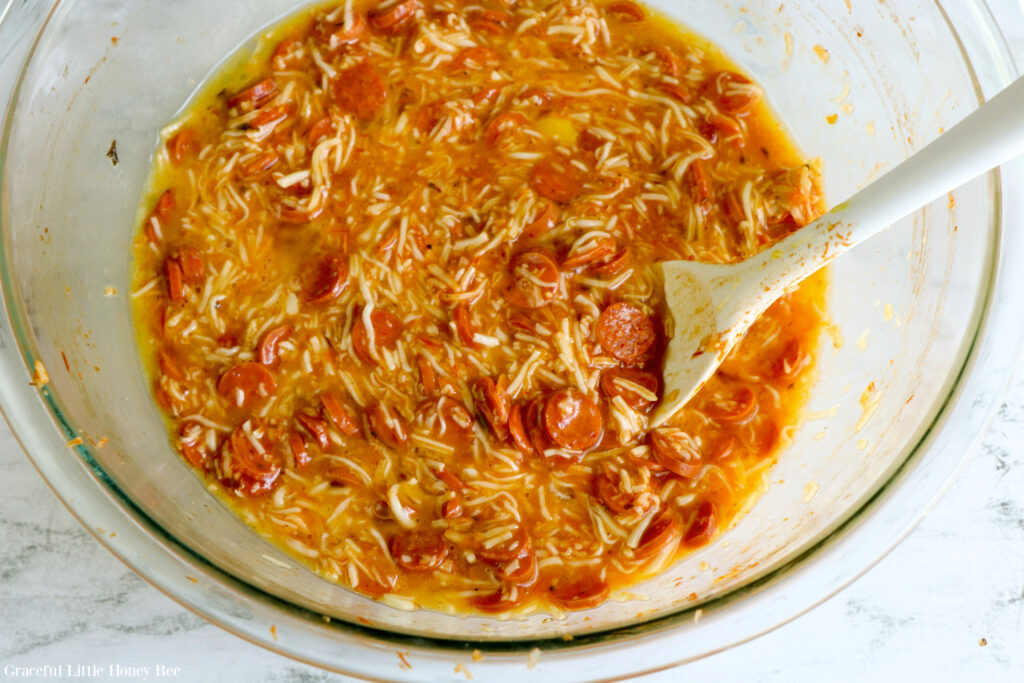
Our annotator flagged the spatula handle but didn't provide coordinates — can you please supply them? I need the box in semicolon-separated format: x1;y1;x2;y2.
749;75;1024;289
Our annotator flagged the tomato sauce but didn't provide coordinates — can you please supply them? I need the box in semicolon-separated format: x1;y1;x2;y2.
132;0;826;614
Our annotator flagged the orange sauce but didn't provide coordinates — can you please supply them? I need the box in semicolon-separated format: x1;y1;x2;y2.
133;0;826;614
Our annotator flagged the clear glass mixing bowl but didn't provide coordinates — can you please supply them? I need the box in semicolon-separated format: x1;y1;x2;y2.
1;0;1022;679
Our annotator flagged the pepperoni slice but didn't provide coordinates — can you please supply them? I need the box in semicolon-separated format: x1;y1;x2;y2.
477;525;531;563
591;247;632;277
240;151;280;178
683;500;717;547
296;412;330;449
529;157;586;204
452;304;476;346
257;325;291;365
506;250;560;308
217;362;276;409
641;45;681;77
606;0;646;21
562;235;616;270
725;189;746;226
367;402;408;448
169;129;197;164
703;385;758;424
473;375;511;438
217;332;239;348
551;573;609;611
306;118;334;147
165;258;185;303
658;82;693;104
312;12;367;48
321;392;361;437
391;532;449;572
227;422;276;478
353;566;397;597
522;396;552;455
335;463;371;490
333;61;387;120
179;434;208;468
226;78;277;111
507;404;534;455
417;355;438;394
414;100;446;134
649;427;703;478
714;435;738;461
226;421;281;495
634;512;682;560
472;586;530;613
368;0;420;32
351;308;403;364
432;465;465;492
600;368;659;411
441;495;463;519
507;310;538;333
497;550;538;586
702;113;744;147
479;8;512;22
484;112;530;146
287;430;310;468
772;339;810;383
158;348;186;383
706;71;760;116
595;302;657;365
523;201;558;239
271;38;304;70
471;86;503;105
577;127;603;152
248;103;292;132
593;471;632;514
542;388;603;452
177;248;204;285
304;256;349;304
474;8;511;23
469;18;504;35
154;189;176;222
688;158;713;212
375;228;401;260
424;396;474;438
449;46;501;71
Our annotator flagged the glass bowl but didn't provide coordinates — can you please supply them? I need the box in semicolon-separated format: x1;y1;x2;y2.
1;0;1022;679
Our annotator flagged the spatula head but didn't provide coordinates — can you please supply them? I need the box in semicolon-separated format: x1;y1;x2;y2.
651;259;745;427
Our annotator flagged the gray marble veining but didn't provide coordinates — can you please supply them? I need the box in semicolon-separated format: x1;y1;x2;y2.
2;366;1023;682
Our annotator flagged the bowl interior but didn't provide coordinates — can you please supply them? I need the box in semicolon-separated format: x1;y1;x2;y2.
0;0;995;642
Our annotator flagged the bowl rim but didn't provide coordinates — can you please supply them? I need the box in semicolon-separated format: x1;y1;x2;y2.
1;0;1022;680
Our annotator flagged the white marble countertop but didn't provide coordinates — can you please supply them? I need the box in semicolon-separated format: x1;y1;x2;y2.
4;5;1024;683
4;362;1024;683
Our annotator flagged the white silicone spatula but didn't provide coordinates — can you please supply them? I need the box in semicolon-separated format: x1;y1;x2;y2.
652;75;1024;428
